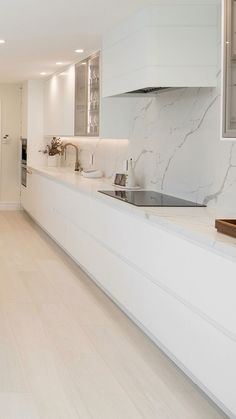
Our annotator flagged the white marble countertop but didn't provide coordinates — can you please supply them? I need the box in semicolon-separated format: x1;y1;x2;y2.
29;165;236;262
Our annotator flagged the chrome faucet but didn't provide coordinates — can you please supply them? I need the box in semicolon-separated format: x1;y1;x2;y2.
61;143;81;172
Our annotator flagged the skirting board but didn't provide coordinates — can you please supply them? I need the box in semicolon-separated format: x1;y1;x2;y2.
0;202;21;210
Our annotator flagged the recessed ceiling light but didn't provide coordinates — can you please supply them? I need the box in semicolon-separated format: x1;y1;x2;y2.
81;62;86;65
56;62;63;65
0;39;6;44
75;49;84;53
60;72;68;76
40;72;47;75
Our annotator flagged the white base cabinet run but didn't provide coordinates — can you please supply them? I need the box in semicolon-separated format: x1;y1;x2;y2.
21;170;236;418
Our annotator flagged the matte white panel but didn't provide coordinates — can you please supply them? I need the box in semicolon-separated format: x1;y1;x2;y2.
102;4;219;96
44;65;75;136
21;170;236;417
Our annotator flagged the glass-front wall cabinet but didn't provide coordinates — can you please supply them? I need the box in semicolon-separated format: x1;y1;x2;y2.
75;53;100;137
223;0;236;138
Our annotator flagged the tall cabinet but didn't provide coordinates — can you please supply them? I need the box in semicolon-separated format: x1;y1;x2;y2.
21;80;45;166
222;0;236;139
75;53;100;136
44;65;75;137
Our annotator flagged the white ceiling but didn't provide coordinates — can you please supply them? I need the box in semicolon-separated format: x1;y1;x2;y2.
0;0;150;83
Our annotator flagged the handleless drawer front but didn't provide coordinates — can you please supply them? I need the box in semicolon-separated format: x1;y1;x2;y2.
66;188;93;233
65;216;236;416
21;172;236;417
22;176;236;338
87;198;236;339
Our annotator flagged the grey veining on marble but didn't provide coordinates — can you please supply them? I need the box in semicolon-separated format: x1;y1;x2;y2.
55;82;236;215
203;143;236;205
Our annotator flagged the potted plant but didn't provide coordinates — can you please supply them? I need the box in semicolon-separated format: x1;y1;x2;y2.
46;137;63;167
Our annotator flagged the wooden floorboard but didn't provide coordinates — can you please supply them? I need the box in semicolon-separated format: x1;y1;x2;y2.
0;211;227;418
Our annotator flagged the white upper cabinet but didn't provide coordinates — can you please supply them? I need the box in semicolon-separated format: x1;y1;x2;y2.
21;80;44;166
75;53;100;137
102;3;219;97
44;65;75;136
44;55;101;137
43;53;133;139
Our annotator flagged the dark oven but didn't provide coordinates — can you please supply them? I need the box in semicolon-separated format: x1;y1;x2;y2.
21;138;27;165
21;165;27;187
21;138;27;187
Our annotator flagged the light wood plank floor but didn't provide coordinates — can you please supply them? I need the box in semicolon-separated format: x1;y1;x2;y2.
0;211;227;419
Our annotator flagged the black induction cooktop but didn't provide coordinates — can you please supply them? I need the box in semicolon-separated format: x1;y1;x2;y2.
98;190;206;207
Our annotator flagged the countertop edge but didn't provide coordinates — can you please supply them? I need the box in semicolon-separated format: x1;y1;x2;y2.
27;165;236;264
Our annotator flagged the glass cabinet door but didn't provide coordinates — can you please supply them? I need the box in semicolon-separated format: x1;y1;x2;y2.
75;61;88;136
74;53;100;137
87;54;100;136
223;0;236;138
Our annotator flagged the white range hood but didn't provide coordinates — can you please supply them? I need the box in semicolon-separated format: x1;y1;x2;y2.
102;2;219;97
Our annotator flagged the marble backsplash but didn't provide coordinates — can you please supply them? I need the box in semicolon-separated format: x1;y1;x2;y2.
48;83;236;213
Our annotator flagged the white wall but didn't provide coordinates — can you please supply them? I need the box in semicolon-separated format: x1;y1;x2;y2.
0;84;21;206
26;80;45;167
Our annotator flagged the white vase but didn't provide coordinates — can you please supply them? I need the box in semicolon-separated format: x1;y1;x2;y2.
47;155;58;167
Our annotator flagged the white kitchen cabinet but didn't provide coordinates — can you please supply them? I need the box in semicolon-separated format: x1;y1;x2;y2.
21;171;68;248
222;0;236;139
44;65;75;136
74;61;88;136
21;170;46;226
44;54;101;138
21;80;45;166
20;169;35;216
43;53;134;139
88;197;236;337
21;171;236;417
75;52;134;139
75;53;100;137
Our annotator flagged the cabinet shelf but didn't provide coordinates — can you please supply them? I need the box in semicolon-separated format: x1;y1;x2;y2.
75;52;100;137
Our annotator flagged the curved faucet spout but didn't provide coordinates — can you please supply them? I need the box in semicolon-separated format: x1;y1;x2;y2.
61;143;81;172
